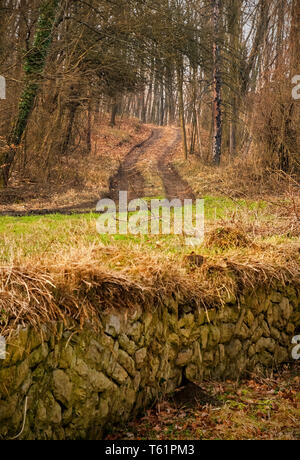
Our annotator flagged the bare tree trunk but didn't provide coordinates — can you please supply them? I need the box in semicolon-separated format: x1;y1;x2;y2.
160;80;165;126
276;0;300;172
228;0;241;156
110;97;118;127
61;102;78;155
212;0;222;165
177;63;188;160
291;0;300;72
86;98;92;154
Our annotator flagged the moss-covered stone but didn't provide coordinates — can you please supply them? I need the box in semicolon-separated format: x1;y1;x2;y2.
219;323;235;343
104;314;122;338
199;325;209;349
118;349;135;376
135;348;147;369
52;370;73;406
176;349;193;367
226;339;242;359
118;334;137;356
29;343;49;368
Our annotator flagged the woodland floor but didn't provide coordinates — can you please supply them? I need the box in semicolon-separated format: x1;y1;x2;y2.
0;118;152;215
106;364;300;441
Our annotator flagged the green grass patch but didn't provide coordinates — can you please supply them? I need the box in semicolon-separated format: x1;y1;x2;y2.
0;196;295;264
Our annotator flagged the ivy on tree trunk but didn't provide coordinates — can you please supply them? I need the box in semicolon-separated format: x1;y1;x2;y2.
0;0;59;186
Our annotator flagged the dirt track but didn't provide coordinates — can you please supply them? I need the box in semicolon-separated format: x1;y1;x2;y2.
108;126;195;203
157;128;195;202
107;129;158;202
0;126;194;216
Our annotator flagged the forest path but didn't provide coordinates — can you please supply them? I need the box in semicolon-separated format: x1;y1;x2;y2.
107;127;161;202
108;125;195;204
0;126;193;216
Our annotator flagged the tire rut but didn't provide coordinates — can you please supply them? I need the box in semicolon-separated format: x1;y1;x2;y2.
157;128;195;202
107;128;162;202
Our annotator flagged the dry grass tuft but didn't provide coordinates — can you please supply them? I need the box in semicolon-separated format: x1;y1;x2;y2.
0;260;154;338
205;226;250;250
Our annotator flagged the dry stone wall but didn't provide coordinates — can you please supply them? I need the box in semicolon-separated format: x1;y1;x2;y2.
0;284;299;440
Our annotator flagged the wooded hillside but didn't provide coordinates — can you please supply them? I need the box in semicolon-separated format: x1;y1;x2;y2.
0;0;299;189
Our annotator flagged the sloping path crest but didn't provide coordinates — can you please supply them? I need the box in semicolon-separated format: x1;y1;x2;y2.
0;126;195;216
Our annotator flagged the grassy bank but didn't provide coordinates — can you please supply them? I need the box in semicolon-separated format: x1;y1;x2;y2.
0;196;299;337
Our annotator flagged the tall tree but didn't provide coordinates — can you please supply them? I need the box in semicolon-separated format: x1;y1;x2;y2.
291;0;300;72
227;0;242;156
0;0;60;186
212;0;222;165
